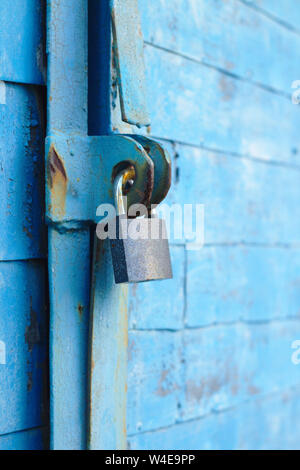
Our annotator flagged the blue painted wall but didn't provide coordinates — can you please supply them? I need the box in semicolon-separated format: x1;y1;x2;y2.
1;0;300;451
127;0;300;449
0;1;48;450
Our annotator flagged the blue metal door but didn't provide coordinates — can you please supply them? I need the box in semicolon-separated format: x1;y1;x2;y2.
2;0;300;452
0;0;48;450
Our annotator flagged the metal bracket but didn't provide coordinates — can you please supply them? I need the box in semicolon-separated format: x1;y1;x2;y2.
46;134;171;227
126;135;171;206
111;0;150;127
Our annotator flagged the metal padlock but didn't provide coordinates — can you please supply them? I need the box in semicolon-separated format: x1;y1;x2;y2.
109;171;173;284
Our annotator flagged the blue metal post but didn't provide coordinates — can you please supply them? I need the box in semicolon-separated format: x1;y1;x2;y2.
87;0;128;450
47;0;90;449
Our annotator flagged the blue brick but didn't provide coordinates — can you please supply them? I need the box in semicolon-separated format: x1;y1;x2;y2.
141;45;300;165
139;0;300;93
127;331;183;434
128;388;300;450
186;246;300;327
0;260;48;435
182;323;300;421
129;246;185;330
0;427;47;450
164;143;300;245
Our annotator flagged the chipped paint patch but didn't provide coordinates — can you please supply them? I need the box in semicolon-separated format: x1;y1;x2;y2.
47;145;67;218
0;81;6;104
156;369;178;397
0;341;6;364
25;300;40;353
27;370;33;392
78;303;84;321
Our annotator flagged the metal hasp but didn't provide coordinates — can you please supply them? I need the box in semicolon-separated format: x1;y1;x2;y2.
47;0;171;451
111;0;150;127
46;134;171;225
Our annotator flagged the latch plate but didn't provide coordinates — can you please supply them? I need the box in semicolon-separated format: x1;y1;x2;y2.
46;134;157;226
111;0;150;127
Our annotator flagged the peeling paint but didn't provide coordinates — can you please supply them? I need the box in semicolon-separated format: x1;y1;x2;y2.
0;81;6;104
156;369;178;397
78;303;84;321
47;145;67;218
25;299;40;353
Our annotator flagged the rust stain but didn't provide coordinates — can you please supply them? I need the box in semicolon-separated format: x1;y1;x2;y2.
47;145;67;218
128;339;135;362
25;298;40;353
25;299;41;393
187;377;222;401
78;303;84;321
23;225;33;239
219;75;236;102
27;371;33;392
247;385;260;396
187;364;240;401
225;60;235;71
131;283;138;298
156;369;178;397
28;121;39;152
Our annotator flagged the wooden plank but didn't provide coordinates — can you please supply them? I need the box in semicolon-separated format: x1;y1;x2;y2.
0;260;48;435
126;0;300;450
162;142;300;245
0;0;45;84
0;427;48;450
139;0;300;93
128;246;185;330
128;387;300;449
128;322;300;437
186;246;300;327
0;82;46;261
88;239;128;450
47;0;91;450
182;322;300;421
48;228;90;450
127;331;182;435
245;0;300;32
88;0;129;450
139;45;300;165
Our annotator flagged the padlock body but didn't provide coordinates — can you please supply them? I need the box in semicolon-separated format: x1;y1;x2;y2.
110;216;173;284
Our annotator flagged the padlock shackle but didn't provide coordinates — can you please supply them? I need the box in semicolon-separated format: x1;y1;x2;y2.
114;170;128;216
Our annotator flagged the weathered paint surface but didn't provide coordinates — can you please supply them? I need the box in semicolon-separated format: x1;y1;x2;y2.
87;1;131;449
0;1;48;449
46;0;91;450
48;228;90;449
0;262;48;436
0;83;46;261
139;0;300;94
0;0;45;85
88;239;128;450
244;0;300;32
127;0;300;449
111;0;150;126
2;0;300;451
0;427;48;450
128;387;300;450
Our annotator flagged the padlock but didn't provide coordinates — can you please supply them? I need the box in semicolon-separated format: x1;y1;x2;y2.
109;171;173;284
